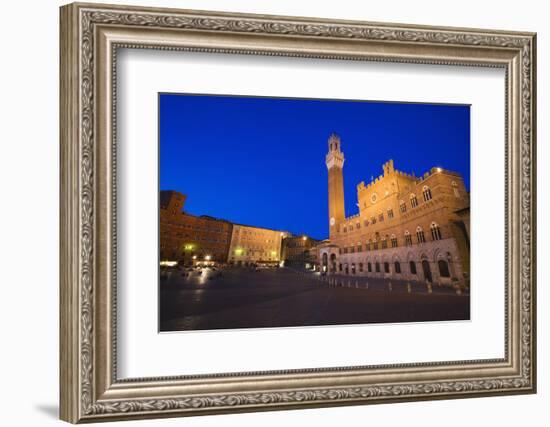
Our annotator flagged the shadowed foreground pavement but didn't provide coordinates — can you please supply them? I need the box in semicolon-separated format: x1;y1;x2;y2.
160;267;470;332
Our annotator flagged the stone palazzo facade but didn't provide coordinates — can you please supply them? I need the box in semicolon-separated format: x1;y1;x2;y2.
320;134;470;285
160;191;287;266
228;224;285;266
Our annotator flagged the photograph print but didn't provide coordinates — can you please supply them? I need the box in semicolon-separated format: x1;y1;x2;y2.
159;94;471;332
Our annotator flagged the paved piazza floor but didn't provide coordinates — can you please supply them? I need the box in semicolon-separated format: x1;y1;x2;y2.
159;267;470;332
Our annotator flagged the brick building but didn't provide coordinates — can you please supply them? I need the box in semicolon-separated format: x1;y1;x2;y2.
281;235;322;268
159;191;233;265
320;133;470;285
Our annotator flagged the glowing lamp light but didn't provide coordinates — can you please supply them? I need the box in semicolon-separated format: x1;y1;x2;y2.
205;255;211;261
160;260;177;267
235;248;243;256
302;236;307;241
192;255;197;260
436;167;443;173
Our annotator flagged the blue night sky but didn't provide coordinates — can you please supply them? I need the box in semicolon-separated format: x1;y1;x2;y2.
159;94;470;240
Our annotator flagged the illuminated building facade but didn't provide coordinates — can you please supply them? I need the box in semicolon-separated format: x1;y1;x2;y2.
160;191;233;264
281;235;322;268
321;134;470;284
228;224;285;266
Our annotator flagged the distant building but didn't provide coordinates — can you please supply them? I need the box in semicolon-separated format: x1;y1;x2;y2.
159;191;233;264
228;224;286;266
321;133;470;284
281;234;322;268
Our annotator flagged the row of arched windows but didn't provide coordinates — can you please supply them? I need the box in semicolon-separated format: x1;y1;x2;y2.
338;259;451;278
402;185;431;211
341;223;443;253
341;181;463;235
399;182;461;213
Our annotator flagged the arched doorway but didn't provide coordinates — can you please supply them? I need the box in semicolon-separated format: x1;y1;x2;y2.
438;259;450;278
330;254;337;273
422;259;432;283
322;253;328;273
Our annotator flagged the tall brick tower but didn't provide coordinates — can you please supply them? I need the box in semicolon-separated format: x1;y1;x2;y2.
325;133;346;237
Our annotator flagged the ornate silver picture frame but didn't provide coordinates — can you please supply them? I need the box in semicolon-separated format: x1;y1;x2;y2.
60;2;536;423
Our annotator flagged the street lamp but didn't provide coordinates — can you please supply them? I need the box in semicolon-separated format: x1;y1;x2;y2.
205;255;211;261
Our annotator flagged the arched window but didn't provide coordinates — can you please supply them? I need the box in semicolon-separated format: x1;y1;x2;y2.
410;193;418;208
367;262;372;272
373;239;378;250
387;208;394;219
394;261;401;274
384;262;390;273
423;185;432;202
375;262;381;273
379;212;384;222
409;261;417;275
404;230;412;246
438;260;450;277
381;237;387;249
416;226;426;243
399;200;407;213
431;222;442;240
366;240;371;251
359;262;364;272
391;234;398;248
452;181;460;198
371;216;377;225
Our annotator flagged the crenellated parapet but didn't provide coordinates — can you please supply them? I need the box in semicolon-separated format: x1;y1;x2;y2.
326;133;345;170
356;160;465;196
